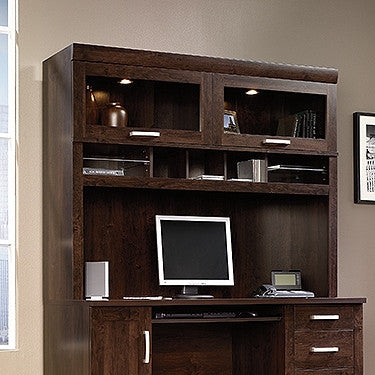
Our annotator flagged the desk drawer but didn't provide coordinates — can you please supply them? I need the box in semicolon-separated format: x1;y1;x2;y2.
295;370;354;375
295;305;353;330
295;331;353;368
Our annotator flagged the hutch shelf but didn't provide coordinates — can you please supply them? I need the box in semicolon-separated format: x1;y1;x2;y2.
43;44;364;375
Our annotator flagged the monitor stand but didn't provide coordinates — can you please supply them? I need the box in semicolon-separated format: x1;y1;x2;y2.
175;286;214;299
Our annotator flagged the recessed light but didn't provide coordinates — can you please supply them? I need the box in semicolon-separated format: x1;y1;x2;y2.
119;78;133;85
245;89;259;95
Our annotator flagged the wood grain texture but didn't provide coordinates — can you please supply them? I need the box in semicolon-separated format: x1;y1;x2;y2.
90;307;152;375
80;62;209;146
83;298;366;308
152;324;233;375
42;44;365;375
294;305;354;331
73;142;85;299
83;188;330;299
295;369;354;375
328;156;338;297
82;175;330;196
294;330;354;369
43;45;74;302
283;305;295;375
353;305;363;375
215;74;334;152
71;43;338;84
44;302;90;375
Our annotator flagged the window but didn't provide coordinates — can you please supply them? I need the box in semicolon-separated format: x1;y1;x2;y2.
0;0;16;349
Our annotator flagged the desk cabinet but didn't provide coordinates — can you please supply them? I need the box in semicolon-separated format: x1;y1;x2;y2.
83;300;363;375
293;305;363;374
90;307;152;375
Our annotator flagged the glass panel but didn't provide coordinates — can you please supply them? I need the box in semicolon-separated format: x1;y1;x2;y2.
0;34;8;133
224;87;326;139
87;76;200;131
0;139;8;240
0;0;7;27
0;245;8;345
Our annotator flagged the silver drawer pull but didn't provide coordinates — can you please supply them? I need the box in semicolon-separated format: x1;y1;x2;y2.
129;131;160;137
310;346;339;353
143;330;150;364
262;138;291;146
310;314;340;320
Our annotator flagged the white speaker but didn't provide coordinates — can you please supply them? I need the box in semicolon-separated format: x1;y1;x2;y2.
85;261;109;300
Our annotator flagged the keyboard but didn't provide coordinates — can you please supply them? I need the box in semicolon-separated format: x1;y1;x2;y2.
154;311;257;319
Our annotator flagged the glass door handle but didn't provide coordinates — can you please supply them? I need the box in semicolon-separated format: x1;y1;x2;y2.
262;138;291;146
129;131;161;137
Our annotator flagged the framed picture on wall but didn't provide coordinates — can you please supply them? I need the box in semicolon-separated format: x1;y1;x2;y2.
354;112;375;203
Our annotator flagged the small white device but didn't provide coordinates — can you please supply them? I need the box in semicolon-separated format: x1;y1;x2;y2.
85;261;109;300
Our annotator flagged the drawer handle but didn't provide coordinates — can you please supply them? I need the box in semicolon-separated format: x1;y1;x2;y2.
310;346;339;353
310;314;340;320
262;138;291;146
143;330;150;364
129;131;161;138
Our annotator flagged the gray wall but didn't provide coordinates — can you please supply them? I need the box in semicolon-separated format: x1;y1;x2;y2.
4;0;374;373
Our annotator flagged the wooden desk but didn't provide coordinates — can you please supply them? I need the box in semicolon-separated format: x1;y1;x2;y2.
45;298;365;374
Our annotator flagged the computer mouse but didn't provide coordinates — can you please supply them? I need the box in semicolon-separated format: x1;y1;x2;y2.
238;311;258;318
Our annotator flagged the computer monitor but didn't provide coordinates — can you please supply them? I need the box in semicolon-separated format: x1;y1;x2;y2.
155;215;234;299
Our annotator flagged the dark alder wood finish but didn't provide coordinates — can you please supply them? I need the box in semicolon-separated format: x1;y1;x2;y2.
295;370;354;375
70;43;338;84
293;304;363;374
91;307;152;375
43;44;364;375
44;302;90;374
43;46;74;303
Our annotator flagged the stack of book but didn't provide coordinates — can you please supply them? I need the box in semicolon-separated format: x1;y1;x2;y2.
277;110;317;138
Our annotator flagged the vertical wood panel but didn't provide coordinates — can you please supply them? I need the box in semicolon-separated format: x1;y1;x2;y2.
328;156;338;297
43;45;74;302
90;307;152;375
152;324;232;375
44;303;90;375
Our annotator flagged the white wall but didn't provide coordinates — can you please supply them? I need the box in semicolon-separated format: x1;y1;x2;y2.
3;0;375;373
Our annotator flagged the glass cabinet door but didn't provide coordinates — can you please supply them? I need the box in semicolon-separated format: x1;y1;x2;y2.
75;62;212;146
212;74;336;152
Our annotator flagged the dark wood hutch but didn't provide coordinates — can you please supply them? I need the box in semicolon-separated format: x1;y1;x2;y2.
43;43;365;375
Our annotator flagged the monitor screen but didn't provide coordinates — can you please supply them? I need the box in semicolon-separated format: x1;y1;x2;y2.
156;215;234;286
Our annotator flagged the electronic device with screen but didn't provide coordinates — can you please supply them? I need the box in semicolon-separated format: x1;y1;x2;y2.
270;270;314;298
155;215;234;299
271;270;302;290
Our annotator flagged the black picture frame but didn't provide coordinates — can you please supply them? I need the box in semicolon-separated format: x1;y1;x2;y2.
354;112;375;203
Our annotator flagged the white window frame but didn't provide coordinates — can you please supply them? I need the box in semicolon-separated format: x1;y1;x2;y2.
0;0;17;350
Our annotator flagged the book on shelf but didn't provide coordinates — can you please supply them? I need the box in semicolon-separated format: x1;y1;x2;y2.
83;167;125;176
228;178;253;182
267;164;326;173
277;110;317;139
189;174;225;180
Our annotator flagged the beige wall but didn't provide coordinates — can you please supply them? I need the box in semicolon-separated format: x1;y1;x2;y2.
2;0;374;373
